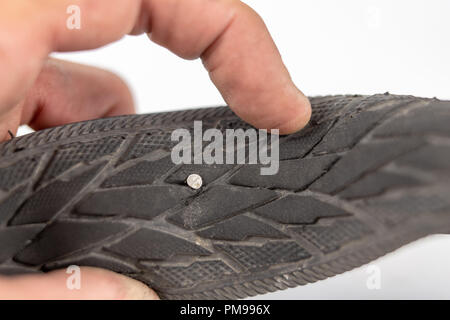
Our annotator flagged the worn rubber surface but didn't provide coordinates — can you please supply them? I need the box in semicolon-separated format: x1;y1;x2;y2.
0;94;450;299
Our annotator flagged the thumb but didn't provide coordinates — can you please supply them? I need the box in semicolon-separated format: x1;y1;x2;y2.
0;267;158;300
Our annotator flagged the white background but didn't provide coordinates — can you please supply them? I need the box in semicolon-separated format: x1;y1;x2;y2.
43;0;450;299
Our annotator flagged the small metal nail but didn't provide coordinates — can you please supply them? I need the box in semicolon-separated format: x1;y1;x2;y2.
186;174;203;190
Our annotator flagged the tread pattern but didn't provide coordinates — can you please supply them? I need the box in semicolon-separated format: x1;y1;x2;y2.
0;94;449;299
216;242;311;269
10;164;106;226
107;229;211;260
197;215;288;241
254;195;351;224
38;136;125;184
0;157;39;191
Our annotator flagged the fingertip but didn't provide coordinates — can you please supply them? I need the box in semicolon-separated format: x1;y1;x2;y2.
105;72;136;116
277;93;312;135
231;88;312;136
0;267;158;300
76;267;159;300
117;274;160;300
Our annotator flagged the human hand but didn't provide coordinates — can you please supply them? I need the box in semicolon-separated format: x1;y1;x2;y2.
0;0;311;299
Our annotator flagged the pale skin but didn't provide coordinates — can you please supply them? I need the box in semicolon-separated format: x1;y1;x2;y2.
0;0;311;299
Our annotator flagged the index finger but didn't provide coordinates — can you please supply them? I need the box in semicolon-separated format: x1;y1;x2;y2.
25;0;312;133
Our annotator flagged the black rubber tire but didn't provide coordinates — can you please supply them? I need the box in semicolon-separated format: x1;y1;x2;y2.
0;94;449;299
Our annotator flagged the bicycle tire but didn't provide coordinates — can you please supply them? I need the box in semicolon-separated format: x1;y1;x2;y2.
0;93;449;299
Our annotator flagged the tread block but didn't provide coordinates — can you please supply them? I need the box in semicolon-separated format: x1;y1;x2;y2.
338;171;422;199
15;220;129;265
107;229;211;260
76;186;192;219
102;157;174;188
196;215;287;241
279;122;332;160
254;195;350;224
0;265;37;275
311;139;423;194
44;253;138;274
313;107;398;154
229;155;339;190
0;186;28;225
309;95;362;123
0;157;38;191
10;164;105;226
120;131;174;162
217;118;254;131
149;261;235;288
291;218;373;253
168;186;278;230
360;193;450;228
166;163;234;186
395;145;450;171
217;242;311;269
0;225;43;263
373;101;450;137
40;136;124;183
